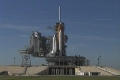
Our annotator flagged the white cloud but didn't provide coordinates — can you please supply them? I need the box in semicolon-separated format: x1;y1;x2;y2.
65;19;120;28
0;24;39;31
69;44;86;47
80;35;115;41
73;22;118;27
69;35;117;41
97;19;112;21
67;43;85;49
0;24;53;34
20;35;29;38
65;20;96;24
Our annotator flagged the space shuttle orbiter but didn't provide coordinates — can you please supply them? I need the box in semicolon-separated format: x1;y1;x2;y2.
47;6;67;57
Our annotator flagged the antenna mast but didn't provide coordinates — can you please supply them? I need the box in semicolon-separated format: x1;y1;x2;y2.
59;6;61;23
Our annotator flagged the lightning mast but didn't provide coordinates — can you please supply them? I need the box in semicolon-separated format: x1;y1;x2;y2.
59;6;61;23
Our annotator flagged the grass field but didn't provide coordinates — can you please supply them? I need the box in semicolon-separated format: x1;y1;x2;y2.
0;76;120;80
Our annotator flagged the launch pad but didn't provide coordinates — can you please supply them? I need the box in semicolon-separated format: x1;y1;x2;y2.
19;6;89;67
46;56;87;66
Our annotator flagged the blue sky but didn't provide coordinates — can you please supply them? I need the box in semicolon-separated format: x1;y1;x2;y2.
0;0;120;70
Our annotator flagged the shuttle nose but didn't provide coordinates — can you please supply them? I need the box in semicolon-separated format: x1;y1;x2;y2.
58;24;64;31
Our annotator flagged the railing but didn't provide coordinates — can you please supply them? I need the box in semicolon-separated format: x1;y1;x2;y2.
97;66;117;75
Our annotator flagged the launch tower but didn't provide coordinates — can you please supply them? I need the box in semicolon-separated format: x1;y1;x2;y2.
19;6;88;67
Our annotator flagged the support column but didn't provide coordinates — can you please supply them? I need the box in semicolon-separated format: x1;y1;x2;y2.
71;68;73;75
53;68;55;75
69;68;70;75
55;68;57;75
52;68;54;75
58;68;59;75
70;68;72;75
63;68;64;75
66;67;67;75
60;68;62;75
51;68;53;75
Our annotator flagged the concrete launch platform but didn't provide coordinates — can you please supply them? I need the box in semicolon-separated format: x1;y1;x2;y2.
0;65;120;76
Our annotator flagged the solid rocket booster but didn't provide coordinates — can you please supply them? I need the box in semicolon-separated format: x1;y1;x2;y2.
59;30;62;56
54;35;56;53
53;35;56;53
52;35;55;52
50;35;56;56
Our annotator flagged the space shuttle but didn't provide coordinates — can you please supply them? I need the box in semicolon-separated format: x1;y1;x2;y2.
57;6;65;56
47;6;67;57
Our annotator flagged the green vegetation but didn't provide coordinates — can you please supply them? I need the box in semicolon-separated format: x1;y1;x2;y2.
0;76;120;80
